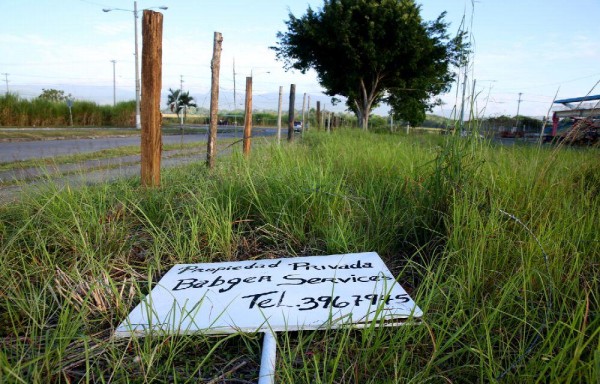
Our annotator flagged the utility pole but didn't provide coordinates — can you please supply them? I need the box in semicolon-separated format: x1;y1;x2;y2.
233;58;237;111
179;74;184;111
134;1;141;129
243;76;253;155
277;86;283;144
515;92;523;132
110;60;116;106
233;58;237;129
179;75;185;127
102;1;168;128
1;73;8;94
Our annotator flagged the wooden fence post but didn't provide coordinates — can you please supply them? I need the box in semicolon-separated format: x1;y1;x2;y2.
140;10;163;188
207;31;223;169
301;92;306;135
287;84;296;142
307;95;310;131
243;76;253;156
316;101;321;130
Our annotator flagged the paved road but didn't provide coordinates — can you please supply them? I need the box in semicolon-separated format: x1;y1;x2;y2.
0;128;275;162
0;127;277;203
0;147;214;203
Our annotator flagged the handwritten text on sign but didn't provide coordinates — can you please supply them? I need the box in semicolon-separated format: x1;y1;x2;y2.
115;252;423;336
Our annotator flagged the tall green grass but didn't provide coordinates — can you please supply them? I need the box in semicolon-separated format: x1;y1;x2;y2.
0;93;135;127
0;131;598;382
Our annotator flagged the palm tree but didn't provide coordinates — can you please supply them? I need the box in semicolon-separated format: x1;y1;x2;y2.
167;88;197;122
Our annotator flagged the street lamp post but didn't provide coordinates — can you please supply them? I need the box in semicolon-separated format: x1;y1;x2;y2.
1;73;8;94
111;60;116;106
133;0;140;128
103;1;167;129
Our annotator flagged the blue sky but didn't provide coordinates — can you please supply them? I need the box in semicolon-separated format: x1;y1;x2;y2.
1;0;599;118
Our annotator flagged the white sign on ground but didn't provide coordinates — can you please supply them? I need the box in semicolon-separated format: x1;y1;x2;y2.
115;252;422;337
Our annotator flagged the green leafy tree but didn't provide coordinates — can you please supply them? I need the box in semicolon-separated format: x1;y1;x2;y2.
389;97;426;127
167;88;197;121
38;88;72;103
272;0;466;130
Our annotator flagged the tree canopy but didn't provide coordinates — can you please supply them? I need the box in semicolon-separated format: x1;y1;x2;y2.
38;88;72;103
272;0;466;129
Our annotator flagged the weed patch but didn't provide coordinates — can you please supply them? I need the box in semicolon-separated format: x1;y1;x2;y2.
0;131;598;382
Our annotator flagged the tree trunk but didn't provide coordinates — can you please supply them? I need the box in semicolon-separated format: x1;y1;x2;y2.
354;77;381;131
354;99;370;131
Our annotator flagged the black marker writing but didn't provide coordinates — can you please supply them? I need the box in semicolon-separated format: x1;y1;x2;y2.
277;274;392;286
177;260;282;275
172;275;271;293
289;260;373;271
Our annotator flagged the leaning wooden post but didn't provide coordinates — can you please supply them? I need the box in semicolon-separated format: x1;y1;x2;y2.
207;31;223;169
140;10;163;188
243;76;253;156
287;84;296;142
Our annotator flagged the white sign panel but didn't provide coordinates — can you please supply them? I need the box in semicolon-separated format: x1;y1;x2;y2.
115;252;422;336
